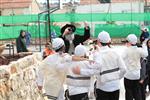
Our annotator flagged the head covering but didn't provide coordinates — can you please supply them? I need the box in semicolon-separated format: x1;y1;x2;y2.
98;31;111;43
52;38;64;50
61;24;76;34
144;27;149;32
20;30;26;38
74;44;87;56
126;34;137;45
141;27;149;32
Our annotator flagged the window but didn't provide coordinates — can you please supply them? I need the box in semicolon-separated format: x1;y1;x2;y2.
98;0;111;3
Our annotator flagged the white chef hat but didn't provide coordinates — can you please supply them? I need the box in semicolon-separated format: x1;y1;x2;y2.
74;44;87;56
98;31;111;43
52;38;65;50
126;34;137;45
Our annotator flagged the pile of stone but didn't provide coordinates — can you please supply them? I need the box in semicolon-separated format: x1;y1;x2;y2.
0;53;44;100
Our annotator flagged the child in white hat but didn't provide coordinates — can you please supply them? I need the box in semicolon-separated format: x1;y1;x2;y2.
65;44;92;100
36;38;88;100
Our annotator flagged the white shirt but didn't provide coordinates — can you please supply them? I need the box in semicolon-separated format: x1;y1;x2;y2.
122;46;148;80
66;61;92;95
68;86;89;95
36;53;72;97
80;46;126;92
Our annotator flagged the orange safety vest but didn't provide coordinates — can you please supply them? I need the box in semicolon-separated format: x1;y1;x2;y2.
44;48;55;57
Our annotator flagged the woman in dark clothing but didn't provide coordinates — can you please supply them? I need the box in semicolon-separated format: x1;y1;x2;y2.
140;28;149;44
139;57;148;100
59;22;90;53
146;39;150;93
16;30;28;53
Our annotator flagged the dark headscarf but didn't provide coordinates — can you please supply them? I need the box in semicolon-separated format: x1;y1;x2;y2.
146;39;150;71
16;30;28;53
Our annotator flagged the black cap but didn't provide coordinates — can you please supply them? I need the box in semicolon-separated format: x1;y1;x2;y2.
61;24;76;34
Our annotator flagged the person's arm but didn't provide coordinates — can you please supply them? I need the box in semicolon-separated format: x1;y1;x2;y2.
83;21;90;42
73;22;90;47
36;69;44;90
140;44;148;58
61;53;89;62
72;61;101;76
72;55;88;61
117;55;127;79
139;58;147;84
55;54;89;70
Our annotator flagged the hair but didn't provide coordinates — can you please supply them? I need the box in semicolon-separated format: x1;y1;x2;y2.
146;39;150;49
19;30;26;38
100;42;111;48
45;42;51;47
125;40;137;46
20;30;25;34
55;45;65;52
100;42;107;46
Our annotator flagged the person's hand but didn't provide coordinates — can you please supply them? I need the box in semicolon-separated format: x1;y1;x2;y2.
38;86;43;90
84;21;89;29
72;66;81;75
139;80;144;84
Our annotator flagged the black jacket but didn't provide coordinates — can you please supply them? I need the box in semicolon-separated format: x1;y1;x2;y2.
16;35;28;53
59;26;90;53
140;31;149;43
146;48;150;72
140;58;148;80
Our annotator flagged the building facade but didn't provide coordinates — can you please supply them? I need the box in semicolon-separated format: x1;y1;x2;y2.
0;0;41;16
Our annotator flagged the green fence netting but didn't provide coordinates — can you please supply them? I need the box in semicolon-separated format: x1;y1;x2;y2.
1;13;150;24
1;24;149;40
94;24;142;38
0;13;150;40
0;26;28;39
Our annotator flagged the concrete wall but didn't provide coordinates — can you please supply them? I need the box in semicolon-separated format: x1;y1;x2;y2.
1;8;30;16
74;2;144;35
1;0;40;15
76;2;144;13
30;0;41;14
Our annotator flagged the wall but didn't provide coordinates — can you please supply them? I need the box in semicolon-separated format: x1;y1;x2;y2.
0;53;44;100
1;8;30;16
80;0;100;5
75;2;144;35
76;2;144;13
30;0;41;14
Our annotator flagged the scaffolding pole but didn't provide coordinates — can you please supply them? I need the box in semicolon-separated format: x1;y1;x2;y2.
47;0;51;42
